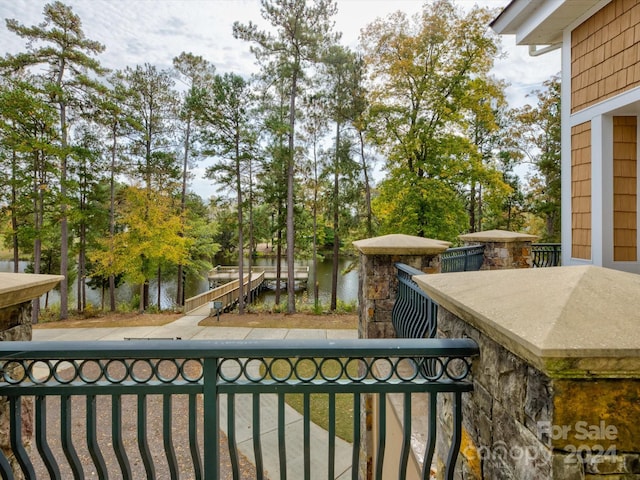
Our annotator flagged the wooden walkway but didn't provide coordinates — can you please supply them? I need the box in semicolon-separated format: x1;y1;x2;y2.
183;272;265;315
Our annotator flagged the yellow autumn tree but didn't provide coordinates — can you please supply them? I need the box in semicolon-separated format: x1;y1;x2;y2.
90;186;191;312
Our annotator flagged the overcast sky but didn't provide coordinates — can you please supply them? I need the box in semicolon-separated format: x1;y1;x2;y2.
0;0;560;197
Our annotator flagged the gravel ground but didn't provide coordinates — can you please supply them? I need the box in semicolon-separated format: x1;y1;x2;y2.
29;361;261;479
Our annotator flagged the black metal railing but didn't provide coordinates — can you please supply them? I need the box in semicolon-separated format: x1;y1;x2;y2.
441;245;485;273
0;338;478;480
532;243;561;267
392;263;438;340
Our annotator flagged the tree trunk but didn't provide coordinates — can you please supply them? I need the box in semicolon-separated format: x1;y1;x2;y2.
478;184;483;232
109;125;117;312
275;220;282;305
236;131;245;315
312;137;319;310
59;101;69;319
286;70;298;313
11;150;19;273
177;115;191;307
331;121;340;311
139;283;145;314
247;157;255;309
32;153;43;324
77;188;86;312
358;131;374;237
157;265;162;309
469;181;477;233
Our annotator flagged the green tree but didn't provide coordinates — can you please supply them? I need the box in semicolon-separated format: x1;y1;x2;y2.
2;1;106;318
0;78;60;321
173;52;216;306
90;187;190;313
514;76;561;241
92;71;137;311
234;0;338;313
300;93;329;309
348;53;376;238
321;45;361;310
71;124;109;312
255;76;290;305
120;63;179;309
361;0;501;241
461;77;513;233
200;72;259;315
482;151;527;232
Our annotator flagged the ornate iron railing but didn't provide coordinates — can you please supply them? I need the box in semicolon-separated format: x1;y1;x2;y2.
440;245;485;273
531;243;562;267
392;263;438;340
0;338;478;480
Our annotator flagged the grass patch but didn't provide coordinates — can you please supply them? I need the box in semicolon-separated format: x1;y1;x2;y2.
247;298;358;315
34;311;182;329
264;358;358;443
199;312;357;329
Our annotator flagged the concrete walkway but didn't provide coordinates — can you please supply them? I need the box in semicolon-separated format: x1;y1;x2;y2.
33;307;358;479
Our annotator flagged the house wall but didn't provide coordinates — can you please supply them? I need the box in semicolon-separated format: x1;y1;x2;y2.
571;122;593;260
564;0;640;272
612;116;638;261
571;0;640;114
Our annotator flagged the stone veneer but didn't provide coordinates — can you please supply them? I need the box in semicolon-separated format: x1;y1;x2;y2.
353;234;451;340
352;234;450;480
414;266;640;479
0;273;64;478
459;229;538;270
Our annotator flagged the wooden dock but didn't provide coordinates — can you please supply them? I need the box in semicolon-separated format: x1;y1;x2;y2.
207;265;309;286
183;272;265;315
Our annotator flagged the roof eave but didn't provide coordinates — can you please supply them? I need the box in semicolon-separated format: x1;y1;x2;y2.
491;0;607;46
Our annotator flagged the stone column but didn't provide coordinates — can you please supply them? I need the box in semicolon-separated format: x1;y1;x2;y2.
0;273;64;477
459;229;538;270
353;233;451;340
414;266;640;480
352;234;450;480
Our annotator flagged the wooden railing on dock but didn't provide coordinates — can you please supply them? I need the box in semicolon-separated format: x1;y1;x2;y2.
183;271;265;314
208;265;309;283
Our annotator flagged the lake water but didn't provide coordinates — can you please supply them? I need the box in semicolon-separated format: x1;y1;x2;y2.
0;256;359;310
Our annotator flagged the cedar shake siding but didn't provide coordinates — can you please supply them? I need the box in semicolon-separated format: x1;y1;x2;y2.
572;122;592;260
571;0;640;114
613;116;638;261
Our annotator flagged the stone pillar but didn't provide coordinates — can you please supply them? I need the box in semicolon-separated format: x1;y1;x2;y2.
353;233;451;340
414;266;640;479
352;234;450;480
459;229;538;270
0;273;64;477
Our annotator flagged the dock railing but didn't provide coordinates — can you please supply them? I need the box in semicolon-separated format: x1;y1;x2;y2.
183;271;265;314
0;338;478;480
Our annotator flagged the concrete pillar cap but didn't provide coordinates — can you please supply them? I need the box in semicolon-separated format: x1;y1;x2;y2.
353;234;451;255
414;266;640;377
0;273;65;309
458;229;539;243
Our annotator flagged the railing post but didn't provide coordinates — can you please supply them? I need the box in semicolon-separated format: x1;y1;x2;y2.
203;357;220;480
414;265;640;479
352;234;451;340
352;234;450;480
458;229;538;270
